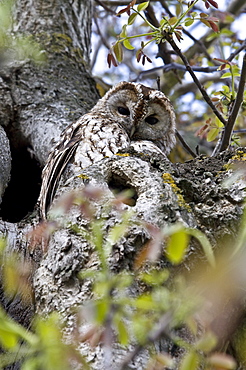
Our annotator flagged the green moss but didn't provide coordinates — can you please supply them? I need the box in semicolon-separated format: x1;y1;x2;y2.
162;173;191;211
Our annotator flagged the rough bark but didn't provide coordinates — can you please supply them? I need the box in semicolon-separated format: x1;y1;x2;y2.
0;126;11;204
32;146;246;368
1;0;98;166
0;0;245;369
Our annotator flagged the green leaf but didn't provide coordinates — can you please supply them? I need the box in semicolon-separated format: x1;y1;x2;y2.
195;331;217;353
190;12;197;18
220;28;234;36
120;24;127;38
91;219;104;250
221;72;231;79
215;117;224;128
180;351;200;370
106;210;132;247
123;38;135;50
95;300;108;323
140;270;169;286
185;18;194;26
134;294;154;310
169;16;177;25
166;230;190;264
187;228;215;267
176;3;182;17
0;329;18;349
113;42;123;63
160;18;168;26
137;1;149;12
207;127;219;142
116;320;129;346
0;310;37;346
128;12;137;25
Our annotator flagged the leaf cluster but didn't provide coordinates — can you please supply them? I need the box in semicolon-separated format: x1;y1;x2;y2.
94;0;246;158
108;0;219;67
3;187;246;368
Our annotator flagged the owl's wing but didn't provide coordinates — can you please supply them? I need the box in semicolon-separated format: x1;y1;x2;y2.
38;119;83;220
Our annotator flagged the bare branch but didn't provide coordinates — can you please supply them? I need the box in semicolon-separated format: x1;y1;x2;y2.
164;32;227;127
214;52;246;154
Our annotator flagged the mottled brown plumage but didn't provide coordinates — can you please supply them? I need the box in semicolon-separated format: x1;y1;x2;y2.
38;81;176;219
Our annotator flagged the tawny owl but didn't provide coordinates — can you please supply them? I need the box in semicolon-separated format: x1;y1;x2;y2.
38;81;176;219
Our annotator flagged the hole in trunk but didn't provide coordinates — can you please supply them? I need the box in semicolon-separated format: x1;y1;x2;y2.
108;174;138;206
0;146;42;222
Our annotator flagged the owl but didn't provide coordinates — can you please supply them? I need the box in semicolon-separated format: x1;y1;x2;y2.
38;81;176;219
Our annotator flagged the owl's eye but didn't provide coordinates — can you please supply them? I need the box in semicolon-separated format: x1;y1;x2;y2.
145;115;159;125
117;106;130;116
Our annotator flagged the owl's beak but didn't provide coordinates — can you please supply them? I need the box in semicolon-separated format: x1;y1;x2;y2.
130;126;136;138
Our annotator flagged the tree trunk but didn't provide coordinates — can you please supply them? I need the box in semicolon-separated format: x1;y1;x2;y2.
0;0;98;342
0;0;245;369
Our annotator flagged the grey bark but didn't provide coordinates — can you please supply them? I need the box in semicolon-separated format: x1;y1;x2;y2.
33;146;245;369
0;0;245;369
1;0;98;166
0;126;11;204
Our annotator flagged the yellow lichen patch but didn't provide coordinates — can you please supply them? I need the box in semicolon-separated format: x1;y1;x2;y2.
162;173;191;211
116;153;130;157
78;174;90;180
230;152;246;162
223;151;246;171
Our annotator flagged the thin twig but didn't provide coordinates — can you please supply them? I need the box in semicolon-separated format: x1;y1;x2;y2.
182;29;215;63
164;32;227;127
227;40;246;62
159;0;173;17
97;0;159;4
133;63;219;81
165;63;217;73
213;52;246;155
118;312;173;370
94;0;117;15
93;15;111;50
159;0;215;63
175;130;197;158
144;3;173;65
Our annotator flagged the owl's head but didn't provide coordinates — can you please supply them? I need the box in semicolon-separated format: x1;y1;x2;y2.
93;81;176;154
